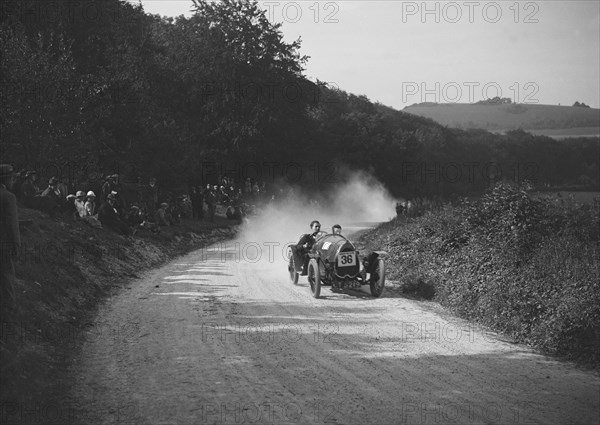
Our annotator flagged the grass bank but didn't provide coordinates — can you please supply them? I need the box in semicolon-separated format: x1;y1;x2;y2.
358;183;600;367
1;207;238;407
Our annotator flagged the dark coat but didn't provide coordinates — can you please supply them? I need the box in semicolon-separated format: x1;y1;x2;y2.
98;201;130;235
296;232;319;253
21;180;40;199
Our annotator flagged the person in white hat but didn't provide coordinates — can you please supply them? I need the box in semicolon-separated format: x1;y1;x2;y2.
74;190;88;218
85;191;97;216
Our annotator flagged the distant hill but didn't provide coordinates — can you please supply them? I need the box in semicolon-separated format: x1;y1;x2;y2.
403;103;600;137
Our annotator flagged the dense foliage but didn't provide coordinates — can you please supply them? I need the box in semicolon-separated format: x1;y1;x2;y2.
1;0;598;195
360;183;600;364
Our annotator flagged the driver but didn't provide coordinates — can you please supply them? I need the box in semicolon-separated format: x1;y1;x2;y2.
294;220;322;274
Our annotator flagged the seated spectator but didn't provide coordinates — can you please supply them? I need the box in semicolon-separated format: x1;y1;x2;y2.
98;193;132;236
170;200;182;225
21;170;40;203
154;202;171;226
56;177;70;201
65;194;77;218
74;191;88;218
36;177;63;215
85;191;97;216
41;177;62;204
78;190;102;229
138;206;160;234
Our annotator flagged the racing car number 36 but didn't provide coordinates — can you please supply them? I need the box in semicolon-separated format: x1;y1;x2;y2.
337;253;356;267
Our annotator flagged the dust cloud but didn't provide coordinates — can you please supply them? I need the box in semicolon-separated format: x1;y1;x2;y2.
234;170;397;268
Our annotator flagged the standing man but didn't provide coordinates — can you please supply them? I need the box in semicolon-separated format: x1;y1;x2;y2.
146;177;159;211
0;164;21;311
204;184;217;222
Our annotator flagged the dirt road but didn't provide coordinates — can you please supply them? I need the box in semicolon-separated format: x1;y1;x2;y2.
67;239;599;425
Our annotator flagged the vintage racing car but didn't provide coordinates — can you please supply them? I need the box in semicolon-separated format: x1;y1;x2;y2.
288;232;386;298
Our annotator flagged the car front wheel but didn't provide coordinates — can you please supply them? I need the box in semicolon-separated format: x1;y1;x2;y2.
308;258;321;298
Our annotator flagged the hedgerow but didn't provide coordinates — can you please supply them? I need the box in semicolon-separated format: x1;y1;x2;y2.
360;183;600;365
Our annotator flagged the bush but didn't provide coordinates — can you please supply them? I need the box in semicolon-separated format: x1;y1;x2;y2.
359;184;600;365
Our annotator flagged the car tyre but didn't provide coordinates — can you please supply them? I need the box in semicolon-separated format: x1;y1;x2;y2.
308;258;321;298
288;252;299;285
369;258;385;298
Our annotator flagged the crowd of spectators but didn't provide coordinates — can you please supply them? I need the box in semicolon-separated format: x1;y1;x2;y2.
7;168;276;238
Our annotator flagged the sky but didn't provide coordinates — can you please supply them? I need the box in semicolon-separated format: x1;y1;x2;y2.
135;0;600;110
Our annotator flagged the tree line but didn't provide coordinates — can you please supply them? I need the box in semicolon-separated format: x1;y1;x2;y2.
1;0;598;197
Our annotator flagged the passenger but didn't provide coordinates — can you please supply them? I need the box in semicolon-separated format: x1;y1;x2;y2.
332;224;342;235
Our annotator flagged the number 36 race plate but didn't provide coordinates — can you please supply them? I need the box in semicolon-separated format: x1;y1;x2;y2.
337;252;356;267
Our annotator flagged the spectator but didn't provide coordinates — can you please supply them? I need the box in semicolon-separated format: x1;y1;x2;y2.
125;205;143;234
101;175;115;200
40;177;62;215
154;202;171;226
12;169;27;200
219;186;229;204
190;187;203;220
146;177;159;210
111;174;125;211
205;186;217;222
74;191;88;218
20;170;40;205
65;194;77;218
169;200;182;225
77;191;102;228
395;201;405;217
138;206;160;234
109;190;123;216
244;178;252;195
0;164;20;311
56;177;70;201
85;191;98;216
98;193;132;236
41;177;62;204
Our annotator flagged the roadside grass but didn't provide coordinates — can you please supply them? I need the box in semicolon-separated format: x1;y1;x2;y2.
358;183;600;367
1;206;238;406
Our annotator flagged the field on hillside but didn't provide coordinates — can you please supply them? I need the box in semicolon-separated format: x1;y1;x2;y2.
404;103;600;132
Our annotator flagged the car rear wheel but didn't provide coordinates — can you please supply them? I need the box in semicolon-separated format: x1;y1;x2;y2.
308;258;321;298
288;253;299;285
369;258;385;298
